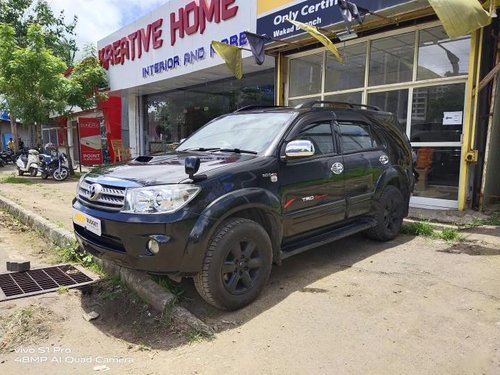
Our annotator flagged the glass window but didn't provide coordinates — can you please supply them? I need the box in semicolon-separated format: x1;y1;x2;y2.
325;42;366;92
410;83;465;142
369;33;414;86
144;69;274;154
339;122;380;153
296;122;335;155
417;27;470;80
289;53;323;97
287;97;321;108
413;146;460;200
324;91;362;105
368;89;408;130
177;112;294;154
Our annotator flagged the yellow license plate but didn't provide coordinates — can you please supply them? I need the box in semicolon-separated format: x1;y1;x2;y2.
73;209;101;236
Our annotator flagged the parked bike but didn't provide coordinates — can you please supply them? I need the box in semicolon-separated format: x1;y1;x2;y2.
0;149;15;164
39;149;69;181
16;149;40;176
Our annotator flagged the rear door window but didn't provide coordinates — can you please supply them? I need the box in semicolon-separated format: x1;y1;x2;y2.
338;122;380;153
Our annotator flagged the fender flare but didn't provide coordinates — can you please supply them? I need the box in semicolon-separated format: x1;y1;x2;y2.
180;188;282;272
374;167;411;213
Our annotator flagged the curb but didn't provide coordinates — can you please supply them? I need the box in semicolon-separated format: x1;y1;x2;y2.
0;194;213;336
403;218;459;231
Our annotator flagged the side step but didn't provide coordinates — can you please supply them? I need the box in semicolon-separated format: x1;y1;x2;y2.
281;219;376;260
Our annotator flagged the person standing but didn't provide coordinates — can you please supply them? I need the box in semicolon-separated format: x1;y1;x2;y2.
7;137;15;151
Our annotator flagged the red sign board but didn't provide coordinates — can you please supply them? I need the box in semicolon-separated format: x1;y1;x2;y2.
79;118;103;165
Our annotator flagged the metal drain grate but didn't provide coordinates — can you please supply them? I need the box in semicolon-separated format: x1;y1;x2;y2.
0;264;95;301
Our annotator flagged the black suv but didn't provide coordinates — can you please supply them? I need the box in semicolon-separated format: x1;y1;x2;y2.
73;101;415;310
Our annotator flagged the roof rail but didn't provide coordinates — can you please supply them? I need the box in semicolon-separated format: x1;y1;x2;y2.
294;101;381;111
233;105;287;112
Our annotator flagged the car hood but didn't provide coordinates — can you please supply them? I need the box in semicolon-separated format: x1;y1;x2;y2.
87;151;256;186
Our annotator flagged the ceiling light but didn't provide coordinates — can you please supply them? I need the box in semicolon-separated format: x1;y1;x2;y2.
337;31;358;42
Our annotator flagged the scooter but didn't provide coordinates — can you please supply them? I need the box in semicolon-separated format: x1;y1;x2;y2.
16;149;40;177
39;149;69;181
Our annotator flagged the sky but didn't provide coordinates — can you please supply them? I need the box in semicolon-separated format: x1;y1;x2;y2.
46;0;167;53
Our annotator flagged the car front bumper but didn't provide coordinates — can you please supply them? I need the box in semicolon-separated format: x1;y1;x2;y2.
72;200;200;274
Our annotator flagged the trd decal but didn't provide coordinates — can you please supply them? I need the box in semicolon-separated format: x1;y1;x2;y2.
284;194;327;208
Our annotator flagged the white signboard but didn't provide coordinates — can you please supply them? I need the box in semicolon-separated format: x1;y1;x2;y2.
97;0;257;92
442;111;463;125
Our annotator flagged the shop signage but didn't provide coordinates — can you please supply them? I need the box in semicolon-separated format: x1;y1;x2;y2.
257;0;410;39
98;0;255;91
99;0;239;70
78;118;102;166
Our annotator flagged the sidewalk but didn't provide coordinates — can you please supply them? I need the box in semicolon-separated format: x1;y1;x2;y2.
0;163;499;247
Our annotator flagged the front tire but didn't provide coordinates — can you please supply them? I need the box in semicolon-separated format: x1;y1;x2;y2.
366;185;405;241
29;167;38;177
52;166;68;181
18;168;24;176
194;218;273;310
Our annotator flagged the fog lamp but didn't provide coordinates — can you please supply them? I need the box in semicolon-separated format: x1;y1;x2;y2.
147;239;160;254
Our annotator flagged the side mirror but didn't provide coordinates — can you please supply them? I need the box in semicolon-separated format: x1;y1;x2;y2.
185;156;200;179
285;140;315;158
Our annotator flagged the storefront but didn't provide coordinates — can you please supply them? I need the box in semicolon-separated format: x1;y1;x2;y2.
99;0;499;211
258;0;496;210
97;0;275;157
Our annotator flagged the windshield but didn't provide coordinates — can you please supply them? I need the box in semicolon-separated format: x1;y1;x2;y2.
177;112;295;154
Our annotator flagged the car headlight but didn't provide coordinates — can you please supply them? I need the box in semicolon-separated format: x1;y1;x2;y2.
76;174;86;196
122;184;200;214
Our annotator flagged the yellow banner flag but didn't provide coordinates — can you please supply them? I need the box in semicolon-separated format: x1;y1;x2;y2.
211;41;243;80
286;19;342;63
428;0;491;38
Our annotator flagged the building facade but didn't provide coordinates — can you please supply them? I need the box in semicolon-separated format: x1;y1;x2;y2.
99;0;500;211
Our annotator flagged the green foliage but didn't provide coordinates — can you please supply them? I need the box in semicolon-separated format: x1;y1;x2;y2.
185;328;214;344
0;175;34;184
56;243;96;269
64;46;108;113
486;211;500;226
151;275;185;301
0;0;78;65
401;221;435;237
439;228;462;242
401;221;463;242
463;211;500;228
0;23;67;127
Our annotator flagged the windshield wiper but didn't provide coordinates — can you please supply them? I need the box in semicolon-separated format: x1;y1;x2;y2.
179;147;257;154
178;147;221;152
217;148;257;155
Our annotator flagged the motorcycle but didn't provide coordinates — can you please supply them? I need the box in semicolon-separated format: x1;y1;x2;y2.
16;149;40;176
0;149;14;164
39;149;69;181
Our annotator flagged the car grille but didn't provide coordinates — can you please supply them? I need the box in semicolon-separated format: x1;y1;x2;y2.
78;178;126;211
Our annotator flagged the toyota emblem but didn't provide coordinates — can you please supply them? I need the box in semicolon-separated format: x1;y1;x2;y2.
89;184;103;201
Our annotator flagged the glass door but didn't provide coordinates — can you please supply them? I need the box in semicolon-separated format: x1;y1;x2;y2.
409;83;466;209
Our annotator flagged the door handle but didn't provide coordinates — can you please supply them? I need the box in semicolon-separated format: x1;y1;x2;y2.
379;154;389;165
331;162;344;174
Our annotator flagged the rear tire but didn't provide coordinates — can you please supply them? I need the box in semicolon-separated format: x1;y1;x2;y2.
29;167;37;177
194;218;272;310
366;185;405;241
18;168;24;176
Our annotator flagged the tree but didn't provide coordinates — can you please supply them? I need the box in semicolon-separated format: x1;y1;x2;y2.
0;23;67;148
0;0;78;65
59;45;108;174
0;0;77;151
